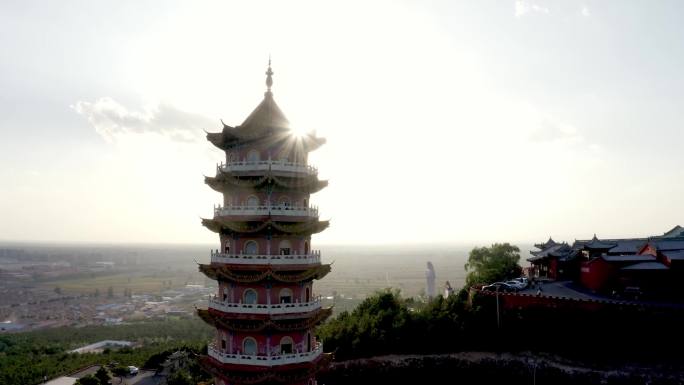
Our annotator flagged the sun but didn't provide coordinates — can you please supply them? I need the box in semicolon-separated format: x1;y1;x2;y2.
289;125;310;138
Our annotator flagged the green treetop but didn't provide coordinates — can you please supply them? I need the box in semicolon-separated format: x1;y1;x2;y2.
464;243;522;287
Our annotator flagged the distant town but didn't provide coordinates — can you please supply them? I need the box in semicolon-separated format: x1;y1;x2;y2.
0;245;210;332
0;243;473;334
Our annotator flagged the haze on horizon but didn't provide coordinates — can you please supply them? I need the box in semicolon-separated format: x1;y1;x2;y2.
1;1;683;246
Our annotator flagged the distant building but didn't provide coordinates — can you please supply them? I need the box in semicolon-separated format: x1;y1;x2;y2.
70;340;132;353
0;321;25;332
94;261;114;269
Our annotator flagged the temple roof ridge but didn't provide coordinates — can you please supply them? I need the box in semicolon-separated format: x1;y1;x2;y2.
239;94;289;130
238;59;290;131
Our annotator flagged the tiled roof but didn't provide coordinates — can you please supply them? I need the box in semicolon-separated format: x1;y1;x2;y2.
583;235;618;250
528;243;573;262
602;254;656;262
621;262;669;270
652;239;684;251
662;249;684;261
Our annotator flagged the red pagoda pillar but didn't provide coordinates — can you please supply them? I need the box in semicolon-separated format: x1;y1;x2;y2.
198;62;332;385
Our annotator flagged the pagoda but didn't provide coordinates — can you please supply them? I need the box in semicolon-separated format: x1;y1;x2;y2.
197;61;332;385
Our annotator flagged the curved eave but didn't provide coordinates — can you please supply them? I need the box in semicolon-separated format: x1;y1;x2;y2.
198;263;331;283
202;218;330;236
205;174;328;194
199;354;330;384
197;307;332;332
206;307;325;321
206;128;326;152
300;135;326;152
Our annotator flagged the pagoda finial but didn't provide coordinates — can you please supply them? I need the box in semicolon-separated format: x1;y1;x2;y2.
265;56;274;95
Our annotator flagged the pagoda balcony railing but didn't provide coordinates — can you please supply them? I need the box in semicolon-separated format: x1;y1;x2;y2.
218;160;318;175
207;296;322;315
214;204;318;218
207;342;323;367
210;251;321;265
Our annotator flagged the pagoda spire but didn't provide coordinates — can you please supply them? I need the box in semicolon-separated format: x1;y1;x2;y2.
265;56;274;96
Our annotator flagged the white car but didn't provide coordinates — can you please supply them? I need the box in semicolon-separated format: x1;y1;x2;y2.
510;277;529;288
504;280;527;291
128;366;139;375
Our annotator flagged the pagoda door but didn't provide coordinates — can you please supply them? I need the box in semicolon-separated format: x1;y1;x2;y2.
279;288;293;304
279;240;291;255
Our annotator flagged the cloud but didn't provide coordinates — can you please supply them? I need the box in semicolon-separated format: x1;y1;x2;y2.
529;117;584;145
73;98;214;143
581;5;590;17
515;1;550;17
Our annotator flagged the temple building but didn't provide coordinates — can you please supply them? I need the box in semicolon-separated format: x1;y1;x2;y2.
197;62;332;385
528;226;684;297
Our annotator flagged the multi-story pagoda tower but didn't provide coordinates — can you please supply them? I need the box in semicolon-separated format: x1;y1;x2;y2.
197;62;331;385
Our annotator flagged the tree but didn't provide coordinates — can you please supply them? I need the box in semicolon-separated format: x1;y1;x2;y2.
112;366;129;384
54;286;62;295
94;367;111;385
167;370;192;385
107;286;114;298
75;375;100;385
464;243;522;287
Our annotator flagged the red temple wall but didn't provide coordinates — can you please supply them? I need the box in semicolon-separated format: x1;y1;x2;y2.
219;237;310;255
215;328;313;354
580;258;616;292
223;191;310;206
548;258;558;280
227;146;308;164
217;282;313;304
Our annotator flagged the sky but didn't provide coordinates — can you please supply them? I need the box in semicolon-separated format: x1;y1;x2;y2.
1;0;683;245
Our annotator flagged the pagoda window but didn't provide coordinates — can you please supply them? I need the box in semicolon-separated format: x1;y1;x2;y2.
280;196;291;207
304;241;309;254
242;337;257;356
279;240;291;255
279;288;293;304
304;287;311;302
243;289;257;304
246;195;259;207
221;338;227;350
280;336;293;354
244;240;258;255
306;332;312;352
303;198;307;207
247;150;260;163
222;287;229;301
224;241;230;254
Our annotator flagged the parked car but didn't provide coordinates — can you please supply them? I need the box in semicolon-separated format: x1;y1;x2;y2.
504;277;529;290
128;366;139;375
622;286;643;300
505;280;527;291
481;282;517;292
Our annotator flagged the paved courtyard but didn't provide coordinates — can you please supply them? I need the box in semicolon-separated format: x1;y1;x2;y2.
519;280;601;300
